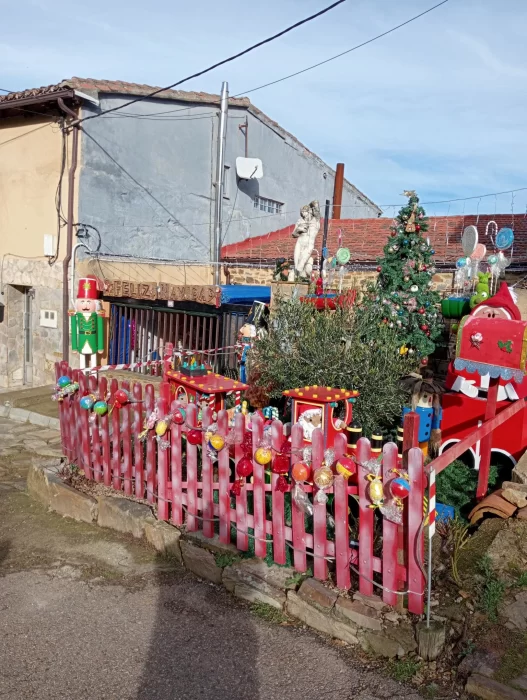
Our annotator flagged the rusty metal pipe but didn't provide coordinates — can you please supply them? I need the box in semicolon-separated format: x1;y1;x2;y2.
58;97;79;362
332;162;344;219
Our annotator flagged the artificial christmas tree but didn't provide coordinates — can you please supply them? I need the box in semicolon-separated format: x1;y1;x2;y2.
361;191;443;358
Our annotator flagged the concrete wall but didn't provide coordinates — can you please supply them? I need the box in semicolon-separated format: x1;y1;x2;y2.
0;117;71;388
78;96;379;264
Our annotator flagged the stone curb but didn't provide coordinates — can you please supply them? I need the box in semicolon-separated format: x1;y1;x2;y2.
1;404;60;430
26;460;433;660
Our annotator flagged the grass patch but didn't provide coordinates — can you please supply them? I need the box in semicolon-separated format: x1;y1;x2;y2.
388;659;421;683
249;601;287;624
477;556;506;622
214;552;240;569
422;682;439;698
284;568;313;588
494;632;527;685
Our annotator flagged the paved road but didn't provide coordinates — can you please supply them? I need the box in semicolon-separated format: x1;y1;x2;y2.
0;416;421;700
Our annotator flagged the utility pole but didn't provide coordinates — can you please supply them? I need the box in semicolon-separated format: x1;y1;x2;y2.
213;82;229;286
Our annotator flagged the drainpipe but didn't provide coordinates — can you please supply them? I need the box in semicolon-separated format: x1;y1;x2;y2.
58;97;79;363
332;162;344;219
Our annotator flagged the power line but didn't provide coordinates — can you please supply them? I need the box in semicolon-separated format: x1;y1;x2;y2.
76;0;347;125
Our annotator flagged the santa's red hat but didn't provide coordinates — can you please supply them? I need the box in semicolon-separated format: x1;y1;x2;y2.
472;282;521;321
76;276;100;300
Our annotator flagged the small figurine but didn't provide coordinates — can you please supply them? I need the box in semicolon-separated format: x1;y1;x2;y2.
469;272;491;309
401;369;444;456
69;276;105;369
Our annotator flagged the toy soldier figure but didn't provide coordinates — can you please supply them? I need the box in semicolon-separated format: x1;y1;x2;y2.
70;276;105;369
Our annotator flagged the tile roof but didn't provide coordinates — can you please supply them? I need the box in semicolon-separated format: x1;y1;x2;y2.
0;78;379;212
221;214;527;268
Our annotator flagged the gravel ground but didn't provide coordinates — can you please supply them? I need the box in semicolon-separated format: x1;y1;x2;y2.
0;416;422;700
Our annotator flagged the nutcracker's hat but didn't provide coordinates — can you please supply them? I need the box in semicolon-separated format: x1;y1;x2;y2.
76;276;99;300
474;282;521;321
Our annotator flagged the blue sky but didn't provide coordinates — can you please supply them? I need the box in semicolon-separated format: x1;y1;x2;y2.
1;0;526;216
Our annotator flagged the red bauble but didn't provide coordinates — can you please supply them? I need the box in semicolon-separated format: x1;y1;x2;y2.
426;330;431;336
276;475;289;493
415;224;421;232
230;479;243;497
421;357;429;366
420;324;428;331
172;408;185;425
390;231;396;237
422;265;427;271
236;457;253;478
271;452;290;475
292;461;311;482
418;308;425;314
114;389;129;405
376;266;382;272
186;429;202;446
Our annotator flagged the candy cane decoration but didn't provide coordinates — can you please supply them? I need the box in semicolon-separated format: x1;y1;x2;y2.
428;468;436;538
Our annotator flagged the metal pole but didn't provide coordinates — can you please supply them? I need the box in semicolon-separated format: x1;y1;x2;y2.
426;535;433;628
320;199;331;287
332;163;344;219
213;82;229;286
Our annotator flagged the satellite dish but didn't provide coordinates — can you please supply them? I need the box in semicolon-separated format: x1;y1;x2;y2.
236;157;263;180
462;225;478;255
496;227;514;250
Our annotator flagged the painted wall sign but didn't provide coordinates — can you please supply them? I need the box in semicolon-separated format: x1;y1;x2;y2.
103;280;221;307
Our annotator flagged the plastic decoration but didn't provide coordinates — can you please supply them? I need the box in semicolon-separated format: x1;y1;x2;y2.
496;227;514;250
335;456;356;480
51;381;79;402
230;479;243;497
292;483;314;517
254;447;272;465
462;225;478;255
186;429;203;446
236;457;253;478
271;452;290;475
57;376;71;388
390;476;410;500
291;461;311;482
155;420;169;437
79;394;96;411
93;400;108;416
336;247;351;265
313;465;334;504
276;475;289;493
367;473;384;507
208;433;225;451
172;408;186;425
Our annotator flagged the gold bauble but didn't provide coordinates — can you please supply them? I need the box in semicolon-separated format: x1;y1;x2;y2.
313;465;334;490
254;447;272;465
209;434;225;451
369;479;384;503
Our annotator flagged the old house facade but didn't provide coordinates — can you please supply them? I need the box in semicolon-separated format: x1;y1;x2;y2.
0;78;379;388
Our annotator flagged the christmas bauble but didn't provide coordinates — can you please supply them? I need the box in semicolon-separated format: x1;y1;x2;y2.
404;276;410;282
254;447;272;465
57;376;71;388
376;266;381;272
391;231;396;237
368;479;384;504
114;389;129;405
410;285;418;292
403;239;409;245
93;400;108;416
186;429;202;446
335;456;355;480
271;452;290;474
430;249;435;254
292;461;311;482
421;357;429;366
420;324;428;331
172;408;186;425
390;477;410;499
80;394;96;411
313;465;333;490
236;457;253;478
418;308;425;314
208;434;225;451
415;224;421;232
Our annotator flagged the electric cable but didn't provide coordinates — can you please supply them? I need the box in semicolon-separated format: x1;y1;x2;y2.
75;0;348;124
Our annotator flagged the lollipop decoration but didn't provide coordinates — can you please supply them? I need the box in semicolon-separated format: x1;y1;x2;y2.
496;227;514;250
51;377;79;402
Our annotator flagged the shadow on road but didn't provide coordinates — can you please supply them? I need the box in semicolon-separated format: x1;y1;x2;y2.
135;554;260;700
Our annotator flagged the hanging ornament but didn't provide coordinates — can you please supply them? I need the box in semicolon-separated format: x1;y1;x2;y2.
155;419;170;437
93;400;108;416
418;307;425;314
236;457;253;478
186;429;202;446
276;475;289;493
254;446;272;465
57;376;71;388
208;433;226;451
367;473;384;507
376;266;382;272
271;452;290;474
230;479;243;497
390;476;411;500
292;461;311;482
335;456;356;480
80;394;96;411
172;407;186;425
313;465;334;504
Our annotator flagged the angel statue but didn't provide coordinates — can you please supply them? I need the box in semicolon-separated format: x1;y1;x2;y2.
292;200;320;280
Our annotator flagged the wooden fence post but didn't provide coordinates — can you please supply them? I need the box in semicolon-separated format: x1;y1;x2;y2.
311;428;327;581
357;436;374;596
333;432;351;590
234;413;249;551
290;423;307;572
78;371;92;480
110;378;121;491
99;376;111;487
185;403;199;532
121;380;132;496
271;419;286;565
145;384;155;503
407;447;425;615
251;413;267;559
382;442;399;606
201;406;214;538
89;373;102;482
156;386;170;521
217;410;231;544
133;383;144;498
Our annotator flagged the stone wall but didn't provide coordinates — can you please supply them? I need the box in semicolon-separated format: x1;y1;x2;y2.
0;257;63;389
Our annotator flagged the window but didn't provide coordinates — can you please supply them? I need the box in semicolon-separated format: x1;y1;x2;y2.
253;196;283;215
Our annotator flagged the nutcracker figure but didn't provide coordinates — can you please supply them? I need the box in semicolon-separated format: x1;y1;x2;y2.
69;276;105;369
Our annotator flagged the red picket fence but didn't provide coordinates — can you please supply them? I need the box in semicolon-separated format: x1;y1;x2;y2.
55;361;426;613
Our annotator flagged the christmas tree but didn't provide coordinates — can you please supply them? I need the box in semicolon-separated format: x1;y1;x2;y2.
360;191;443;358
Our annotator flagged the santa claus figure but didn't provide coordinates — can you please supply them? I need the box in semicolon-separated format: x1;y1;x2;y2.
69;277;105;369
445;283;527;401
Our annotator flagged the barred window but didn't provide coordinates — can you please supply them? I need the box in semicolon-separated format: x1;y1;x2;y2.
253;195;283;214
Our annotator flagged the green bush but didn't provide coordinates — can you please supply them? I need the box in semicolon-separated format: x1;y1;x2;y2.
436;460;498;517
249;297;415;437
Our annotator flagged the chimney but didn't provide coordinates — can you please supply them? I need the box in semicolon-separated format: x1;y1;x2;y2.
332;163;344;219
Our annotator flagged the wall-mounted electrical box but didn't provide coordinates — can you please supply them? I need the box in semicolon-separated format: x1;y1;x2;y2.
40;309;58;328
44;235;56;257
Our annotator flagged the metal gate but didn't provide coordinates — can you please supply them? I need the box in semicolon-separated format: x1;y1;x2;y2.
108;303;248;374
